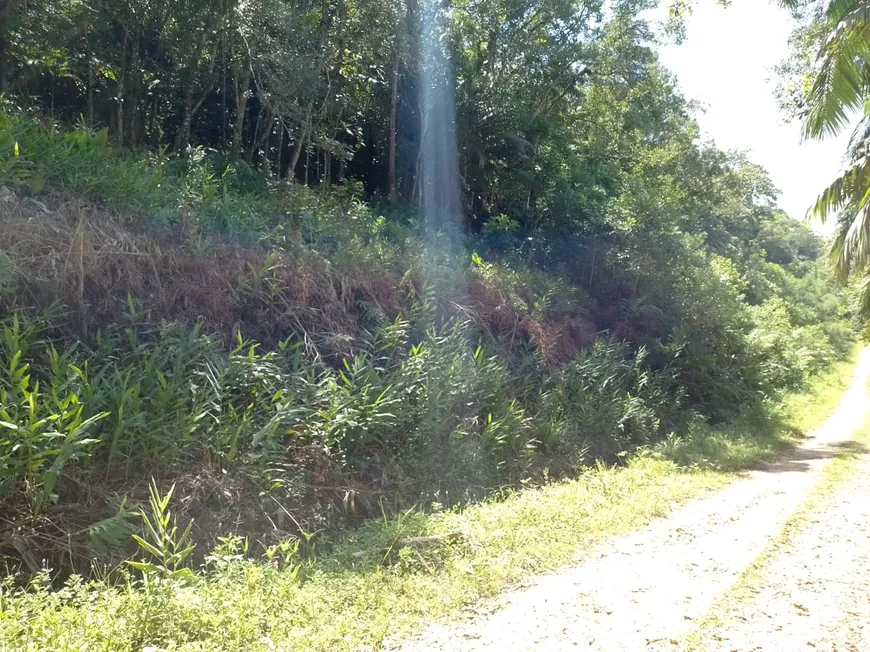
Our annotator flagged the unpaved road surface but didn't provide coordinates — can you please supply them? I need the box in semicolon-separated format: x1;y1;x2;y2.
689;450;870;652
398;349;870;652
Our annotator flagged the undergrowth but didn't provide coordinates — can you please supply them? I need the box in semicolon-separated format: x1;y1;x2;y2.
0;308;694;573
0;109;411;263
0;348;859;652
0;109;862;650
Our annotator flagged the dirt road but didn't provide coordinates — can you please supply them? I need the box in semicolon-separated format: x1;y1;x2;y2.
398;348;870;652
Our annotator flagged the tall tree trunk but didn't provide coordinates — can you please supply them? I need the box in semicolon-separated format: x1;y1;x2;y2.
247;109;272;163
388;47;399;202
289;102;313;176
525;141;537;211
0;33;6;96
231;44;254;158
87;51;94;127
305;146;311;185
221;44;228;148
247;108;261;162
177;99;193;150
175;14;221;151
411;91;425;205
177;77;218;151
0;0;24;95
276;123;285;178
127;31;142;145
263;125;271;170
116;29;129;145
411;148;422;205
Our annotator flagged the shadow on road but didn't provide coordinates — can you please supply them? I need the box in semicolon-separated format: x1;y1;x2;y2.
761;439;869;474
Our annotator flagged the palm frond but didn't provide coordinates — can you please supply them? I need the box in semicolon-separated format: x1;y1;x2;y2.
830;1;870;30
810;156;870;223
826;0;863;21
831;203;858;279
855;268;870;316
803;26;869;139
846;113;870;161
839;195;870;277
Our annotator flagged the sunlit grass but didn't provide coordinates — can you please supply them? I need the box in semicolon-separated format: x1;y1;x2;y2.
781;343;862;433
657;343;864;474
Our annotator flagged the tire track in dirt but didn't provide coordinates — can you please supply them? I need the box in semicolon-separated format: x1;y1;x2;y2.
396;348;870;652
685;437;870;651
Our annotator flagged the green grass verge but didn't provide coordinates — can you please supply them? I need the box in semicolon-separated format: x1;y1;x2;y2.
658;343;863;474
780;345;862;433
0;348;863;652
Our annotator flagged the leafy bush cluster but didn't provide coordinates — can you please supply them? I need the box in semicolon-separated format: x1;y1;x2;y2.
0;360;854;652
0;311;679;541
0;110;339;245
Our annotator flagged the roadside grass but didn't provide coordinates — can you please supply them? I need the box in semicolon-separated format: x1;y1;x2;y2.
680;399;870;651
0;348;863;652
658;343;864;474
781;346;862;433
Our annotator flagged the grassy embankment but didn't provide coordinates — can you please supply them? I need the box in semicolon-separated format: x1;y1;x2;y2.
0;346;861;652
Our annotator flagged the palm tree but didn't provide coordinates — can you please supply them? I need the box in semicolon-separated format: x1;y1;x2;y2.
804;0;870;309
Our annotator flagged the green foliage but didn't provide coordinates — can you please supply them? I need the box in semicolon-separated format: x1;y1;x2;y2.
0;356;854;651
0;316;107;513
88;498;138;555
542;341;678;462
0;101;857;571
776;0;870;313
128;480;197;581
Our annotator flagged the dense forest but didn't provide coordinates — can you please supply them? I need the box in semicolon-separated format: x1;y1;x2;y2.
0;0;863;648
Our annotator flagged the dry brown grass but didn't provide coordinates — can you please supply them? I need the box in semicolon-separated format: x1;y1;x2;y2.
0;189;405;357
0;187;590;364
